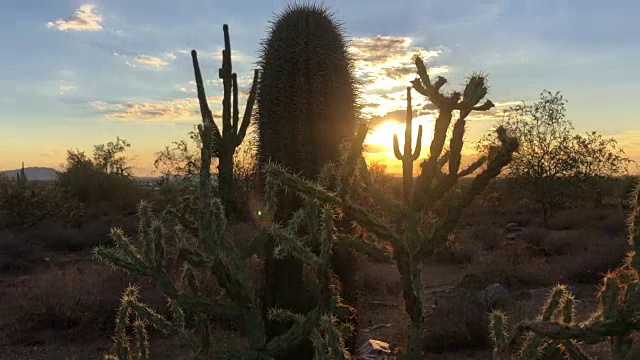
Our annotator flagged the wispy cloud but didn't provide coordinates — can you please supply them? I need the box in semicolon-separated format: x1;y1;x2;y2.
348;36;448;119
177;48;251;63
58;80;77;95
46;5;103;32
128;53;177;68
92;96;224;121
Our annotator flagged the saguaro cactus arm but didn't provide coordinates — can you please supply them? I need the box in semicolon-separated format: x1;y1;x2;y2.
191;50;222;155
236;69;259;147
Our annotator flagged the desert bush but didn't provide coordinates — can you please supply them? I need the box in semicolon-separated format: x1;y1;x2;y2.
0;175;83;230
430;233;480;264
57;148;143;213
466;224;507;251
20;220;113;252
479;90;631;225
0;230;43;274
490;180;640;359
4;264;167;343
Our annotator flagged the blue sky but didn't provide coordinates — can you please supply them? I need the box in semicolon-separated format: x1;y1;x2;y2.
1;0;638;175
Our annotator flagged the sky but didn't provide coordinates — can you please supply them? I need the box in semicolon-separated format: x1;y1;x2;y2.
1;0;639;176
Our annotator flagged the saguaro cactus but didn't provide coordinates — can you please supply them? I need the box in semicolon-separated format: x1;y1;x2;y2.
393;87;423;204
191;24;258;217
16;162;27;188
255;4;360;355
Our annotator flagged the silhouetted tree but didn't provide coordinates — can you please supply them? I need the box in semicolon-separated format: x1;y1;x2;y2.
481;90;630;224
93;136;133;176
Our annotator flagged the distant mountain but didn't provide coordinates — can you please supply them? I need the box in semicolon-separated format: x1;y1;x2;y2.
0;167;58;181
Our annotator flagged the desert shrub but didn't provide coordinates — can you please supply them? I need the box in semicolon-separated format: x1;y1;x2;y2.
20;220;114;252
479;90;631;225
5;264;168;342
57;149;143;213
0;231;43;274
430;233;480;264
490;180;640;359
0;177;83;230
467;224;507;251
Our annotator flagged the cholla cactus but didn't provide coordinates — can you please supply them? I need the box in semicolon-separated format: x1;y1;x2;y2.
490;180;640;359
265;55;518;359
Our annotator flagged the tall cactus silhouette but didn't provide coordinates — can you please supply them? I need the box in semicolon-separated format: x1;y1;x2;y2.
191;24;258;217
255;4;360;355
393;87;423;203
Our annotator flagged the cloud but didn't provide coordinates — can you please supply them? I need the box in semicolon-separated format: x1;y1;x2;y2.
350;36;446;90
46;5;103;32
58;80;77;95
92;96;224;121
128;53;177;68
347;36;449;119
177;49;251;63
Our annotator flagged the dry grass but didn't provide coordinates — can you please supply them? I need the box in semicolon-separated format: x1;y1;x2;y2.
0;263;168;346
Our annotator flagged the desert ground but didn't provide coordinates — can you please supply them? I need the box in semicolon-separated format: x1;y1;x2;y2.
0;175;636;359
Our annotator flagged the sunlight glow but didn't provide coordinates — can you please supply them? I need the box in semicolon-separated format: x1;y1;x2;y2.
364;115;436;174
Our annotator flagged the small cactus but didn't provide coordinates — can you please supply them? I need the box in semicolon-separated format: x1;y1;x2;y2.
16;162;27;188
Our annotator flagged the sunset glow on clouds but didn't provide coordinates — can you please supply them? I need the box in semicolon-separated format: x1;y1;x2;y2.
46;4;103;32
1;0;638;176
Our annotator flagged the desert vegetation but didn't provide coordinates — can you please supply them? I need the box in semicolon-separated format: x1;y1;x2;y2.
1;4;639;360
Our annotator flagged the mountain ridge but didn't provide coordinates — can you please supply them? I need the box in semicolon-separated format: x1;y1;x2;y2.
0;167;165;182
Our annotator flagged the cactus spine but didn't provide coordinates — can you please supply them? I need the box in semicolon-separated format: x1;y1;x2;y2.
255;4;360;355
490;179;640;359
191;24;258;217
